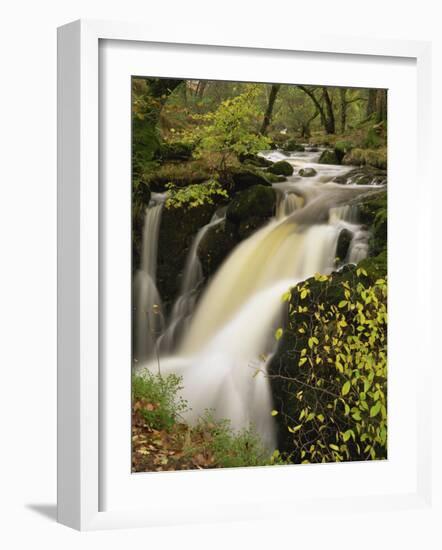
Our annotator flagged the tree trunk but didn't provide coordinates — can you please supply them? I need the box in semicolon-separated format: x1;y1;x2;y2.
322;88;336;134
297;85;335;135
376;89;387;123
260;84;281;135
366;89;377;117
339;88;347;134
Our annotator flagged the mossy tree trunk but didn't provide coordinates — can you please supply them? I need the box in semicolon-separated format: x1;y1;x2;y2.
260;84;281;135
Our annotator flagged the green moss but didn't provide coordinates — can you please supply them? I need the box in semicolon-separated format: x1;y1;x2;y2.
226;185;276;223
342;147;387;170
268;160;294;176
318;149;341;165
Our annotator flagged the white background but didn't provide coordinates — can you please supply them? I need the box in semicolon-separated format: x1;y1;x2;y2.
0;0;441;548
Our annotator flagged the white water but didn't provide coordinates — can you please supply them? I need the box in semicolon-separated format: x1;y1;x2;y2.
133;193;166;363
135;149;383;449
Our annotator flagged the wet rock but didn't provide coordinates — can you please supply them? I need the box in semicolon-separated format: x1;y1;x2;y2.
157;201;217;311
334;166;387;186
298;167;317;177
268;160;294;176
336;228;353;262
198;219;239;278
283;139;305;152
351;189;387;257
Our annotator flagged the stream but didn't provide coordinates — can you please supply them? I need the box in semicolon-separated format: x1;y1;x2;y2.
133;148;383;450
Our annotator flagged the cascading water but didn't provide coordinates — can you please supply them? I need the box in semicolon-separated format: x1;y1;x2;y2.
158;208;226;354
135;149;383;449
133;193;166;363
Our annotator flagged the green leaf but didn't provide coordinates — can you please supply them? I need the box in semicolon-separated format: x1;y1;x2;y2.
370;401;382;417
338;300;348;308
341;381;351;396
271;410;278;416
275;328;283;341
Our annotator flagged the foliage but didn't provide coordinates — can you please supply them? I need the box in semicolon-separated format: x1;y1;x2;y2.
189;85;271;173
165;178;229;209
132;372;188;430
132;373;287;472
272;271;387;463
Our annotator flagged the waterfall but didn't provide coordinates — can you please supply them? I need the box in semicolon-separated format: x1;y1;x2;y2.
133;193;166;363
158;208;226;354
135;150;383;449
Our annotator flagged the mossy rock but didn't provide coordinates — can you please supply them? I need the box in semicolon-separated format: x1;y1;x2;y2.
198;219;239;279
264;171;287;183
342;147;387;170
283;139;305;152
268;160;294;176
298;167;317;177
230;168;271;192
352;190;387;257
226;185;276;224
157;201;217;311
239;153;273;168
318;149;341;165
336;228;353;262
155;141;193;161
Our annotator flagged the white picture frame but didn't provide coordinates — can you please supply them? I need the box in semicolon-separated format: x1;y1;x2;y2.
57;19;433;531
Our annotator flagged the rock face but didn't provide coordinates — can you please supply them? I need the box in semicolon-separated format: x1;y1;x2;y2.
318;149;341;165
198;219;238;279
353;189;387;257
336;228;353;262
157;201;216;311
334;166;387;186
268;160;294;176
298;167;317;177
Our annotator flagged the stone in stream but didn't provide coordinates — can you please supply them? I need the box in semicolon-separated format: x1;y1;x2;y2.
267;160;294;176
298;167;317;177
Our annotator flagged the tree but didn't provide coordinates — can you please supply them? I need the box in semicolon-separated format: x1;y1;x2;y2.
190;84;270;176
297;85;336;134
260;84;281;135
132;77;183;179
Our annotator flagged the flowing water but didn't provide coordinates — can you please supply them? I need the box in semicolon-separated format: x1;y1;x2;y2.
134;149;383;449
133;193;166;363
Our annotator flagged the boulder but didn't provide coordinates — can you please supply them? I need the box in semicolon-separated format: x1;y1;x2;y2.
239;153;273;167
226;185;276;224
336;228;353;262
156;201;216;311
333;166;387;186
268;160;294;176
198;219;239;279
298;167;317;177
155;141;193;161
318;149;341;165
351;190;387;257
283;139;305;152
230;168;272;192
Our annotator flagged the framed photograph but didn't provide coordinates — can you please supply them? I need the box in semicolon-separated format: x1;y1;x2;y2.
57;19;432;530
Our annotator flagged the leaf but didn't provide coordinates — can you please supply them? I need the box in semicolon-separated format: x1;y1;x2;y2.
370;401;382;417
341;381;351;396
298;357;307;367
329;444;340;451
338;300;348;308
300;289;308;300
271;410;278;416
275;328;283;341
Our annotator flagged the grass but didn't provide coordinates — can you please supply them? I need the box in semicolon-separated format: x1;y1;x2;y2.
132;372;288;472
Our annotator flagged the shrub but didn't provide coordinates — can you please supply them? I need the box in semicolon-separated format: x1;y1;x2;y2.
165;178;228;209
271;271;387;463
132;372;188;430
